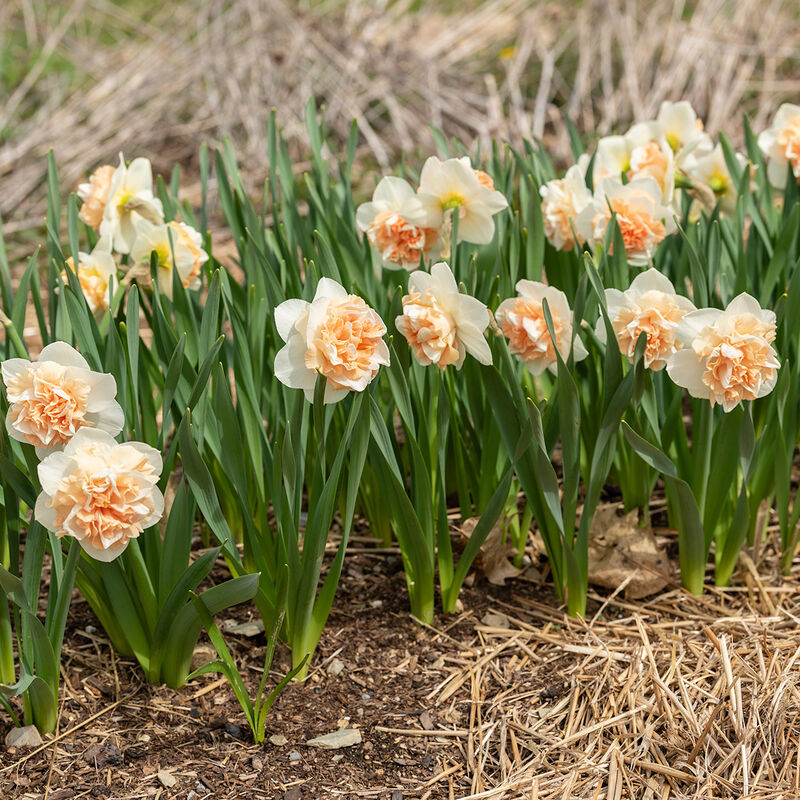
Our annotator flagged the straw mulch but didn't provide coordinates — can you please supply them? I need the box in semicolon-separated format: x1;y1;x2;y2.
436;577;800;799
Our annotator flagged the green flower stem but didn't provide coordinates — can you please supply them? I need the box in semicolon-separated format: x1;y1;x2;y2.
0;601;14;685
693;401;714;521
124;540;158;666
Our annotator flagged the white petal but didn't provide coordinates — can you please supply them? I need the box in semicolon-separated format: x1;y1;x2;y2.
666;349;707;398
355;202;377;232
458;324;492;365
322;384;351;405
629;268;676;296
274;299;309;342
571;335;589;363
604;288;627;321
82;372;118;412
274;336;317;392
38;342;90;370
725;293;764;318
37;452;71;495
34;492;58;531
675;308;722;345
373;176;415;207
125;441;163;476
140;485;165;528
62;427;117;457
1;357;31;385
313;277;348;302
125;158;153;192
457;205;495;244
429;262;459;295
80;537;130;562
88;403;125;437
515;280;547;302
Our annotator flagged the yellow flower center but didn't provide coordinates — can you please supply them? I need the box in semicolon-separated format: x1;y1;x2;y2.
442;194;466;211
665;133;681;153
708;173;729;196
154;242;172;267
114;190;133;211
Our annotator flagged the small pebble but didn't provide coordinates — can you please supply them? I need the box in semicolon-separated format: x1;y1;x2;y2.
480;612;510;628
221;619;265;637
84;625;97;634
361;692;371;700
306;729;362;749
370;599;383;608
284;788;302;800
5;725;43;749
157;771;176;788
326;658;345;677
288;750;302;762
269;734;289;746
187;793;198;800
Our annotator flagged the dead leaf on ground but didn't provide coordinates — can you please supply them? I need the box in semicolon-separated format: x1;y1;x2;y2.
458;518;522;586
587;504;672;599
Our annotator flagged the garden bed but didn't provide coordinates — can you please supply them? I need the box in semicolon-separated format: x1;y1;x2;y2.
3;537;798;800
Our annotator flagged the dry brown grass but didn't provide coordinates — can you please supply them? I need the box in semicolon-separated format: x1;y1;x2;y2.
423;547;800;799
1;0;799;244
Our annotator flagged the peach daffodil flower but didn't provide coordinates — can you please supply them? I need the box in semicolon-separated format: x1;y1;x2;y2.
356;176;442;270
395;261;492;370
77;164;116;230
758;103;800;189
539;165;592;251
274;278;389;404
575;177;676;266
597;269;696;370
667;294;780;412
35;429;164;562
495;280;587;375
1;342;124;457
418;157;508;245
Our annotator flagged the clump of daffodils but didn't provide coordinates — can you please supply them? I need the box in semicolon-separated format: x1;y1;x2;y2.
539;100;754;262
356;156;507;270
74;153;208;304
1;342;164;561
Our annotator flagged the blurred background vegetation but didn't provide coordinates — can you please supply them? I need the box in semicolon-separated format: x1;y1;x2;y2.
1;0;799;256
